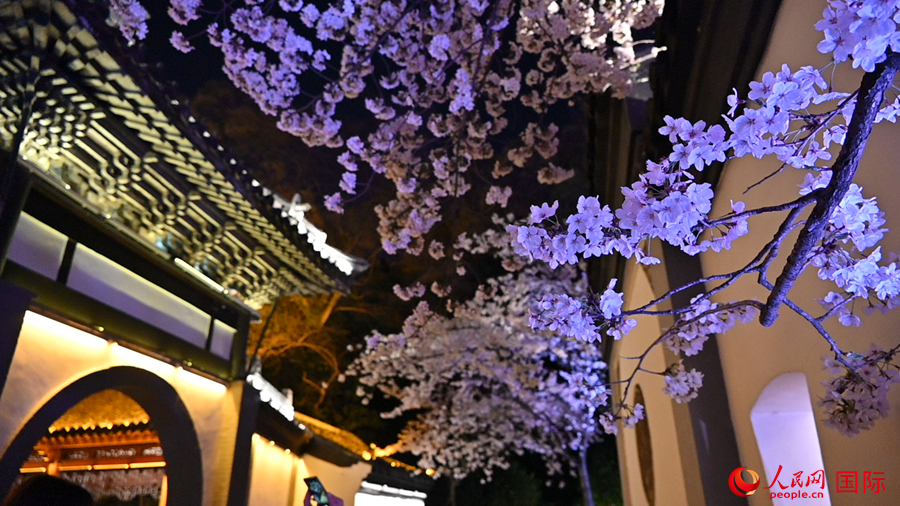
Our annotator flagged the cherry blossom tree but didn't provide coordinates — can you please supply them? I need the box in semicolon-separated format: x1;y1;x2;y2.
510;0;900;437
346;264;610;506
106;0;663;256
103;0;900;493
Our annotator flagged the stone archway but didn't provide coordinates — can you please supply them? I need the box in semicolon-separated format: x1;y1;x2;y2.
0;366;203;506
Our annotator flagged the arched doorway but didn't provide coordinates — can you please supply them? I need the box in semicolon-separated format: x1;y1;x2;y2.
750;372;831;505
0;367;203;506
18;389;165;504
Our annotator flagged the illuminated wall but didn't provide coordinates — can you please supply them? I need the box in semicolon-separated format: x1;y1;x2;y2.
300;452;372;505
6;213;235;360
247;434;372;506
247;435;301;506
0;312;241;506
613;262;694;506
701;0;900;504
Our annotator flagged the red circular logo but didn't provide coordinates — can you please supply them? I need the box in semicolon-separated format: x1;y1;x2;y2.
729;467;760;497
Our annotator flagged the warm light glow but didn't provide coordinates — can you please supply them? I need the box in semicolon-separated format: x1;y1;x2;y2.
110;344;175;377
175;364;227;394
160;474;168;506
58;464;92;471
93;463;129;470
19;467;46;474
248;434;298;504
23;311;106;350
22;311;226;399
110;334;225;394
129;462;166;469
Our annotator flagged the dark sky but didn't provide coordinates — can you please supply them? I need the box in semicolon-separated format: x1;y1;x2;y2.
136;1;223;95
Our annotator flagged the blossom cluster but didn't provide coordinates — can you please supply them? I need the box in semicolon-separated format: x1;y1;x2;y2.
821;346;900;436
663;362;704;404
663;297;759;357
389;213;531;303
511;57;882;271
106;0;900;441
510;0;900;435
347;264;612;480
809;183;900;320
512;0;900;271
816;0;900;73
529;279;636;342
107;0;664;256
108;0;149;44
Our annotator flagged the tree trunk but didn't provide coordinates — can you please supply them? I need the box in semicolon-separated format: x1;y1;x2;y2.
448;476;457;506
577;449;595;506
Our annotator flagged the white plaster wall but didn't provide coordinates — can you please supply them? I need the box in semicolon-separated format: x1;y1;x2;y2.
247;435;371;506
248;436;297;506
354;493;425;506
0;312;239;506
299;453;371;506
613;262;691;506
700;1;900;504
6;213;67;280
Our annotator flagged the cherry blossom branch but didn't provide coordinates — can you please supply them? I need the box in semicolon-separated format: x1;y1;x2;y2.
612;300;763;406
815;293;854;323
624;204;806;320
703;192;816;229
743;90;858;193
762;53;900;326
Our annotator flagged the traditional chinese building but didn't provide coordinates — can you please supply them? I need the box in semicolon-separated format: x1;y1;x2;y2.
602;0;900;505
0;1;429;505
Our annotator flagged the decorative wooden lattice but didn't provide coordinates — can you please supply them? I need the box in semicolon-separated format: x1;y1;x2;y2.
0;0;365;308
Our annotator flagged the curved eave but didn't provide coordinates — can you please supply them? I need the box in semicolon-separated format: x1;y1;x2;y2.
65;0;357;293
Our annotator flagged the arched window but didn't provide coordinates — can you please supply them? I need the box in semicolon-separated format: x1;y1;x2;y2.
750;372;831;505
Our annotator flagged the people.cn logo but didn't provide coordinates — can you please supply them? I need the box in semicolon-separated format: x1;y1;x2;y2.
729;467;761;497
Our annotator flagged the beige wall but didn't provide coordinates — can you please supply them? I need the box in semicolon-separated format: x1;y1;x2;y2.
613;262;694;506
702;0;900;504
0;311;240;506
247;434;371;506
301;453;372;506
0;311;375;506
248;435;299;506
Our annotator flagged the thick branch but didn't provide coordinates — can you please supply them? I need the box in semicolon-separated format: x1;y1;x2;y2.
760;53;900;326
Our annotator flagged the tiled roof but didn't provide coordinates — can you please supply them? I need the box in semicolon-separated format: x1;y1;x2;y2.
49;390;149;433
295;412;422;475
